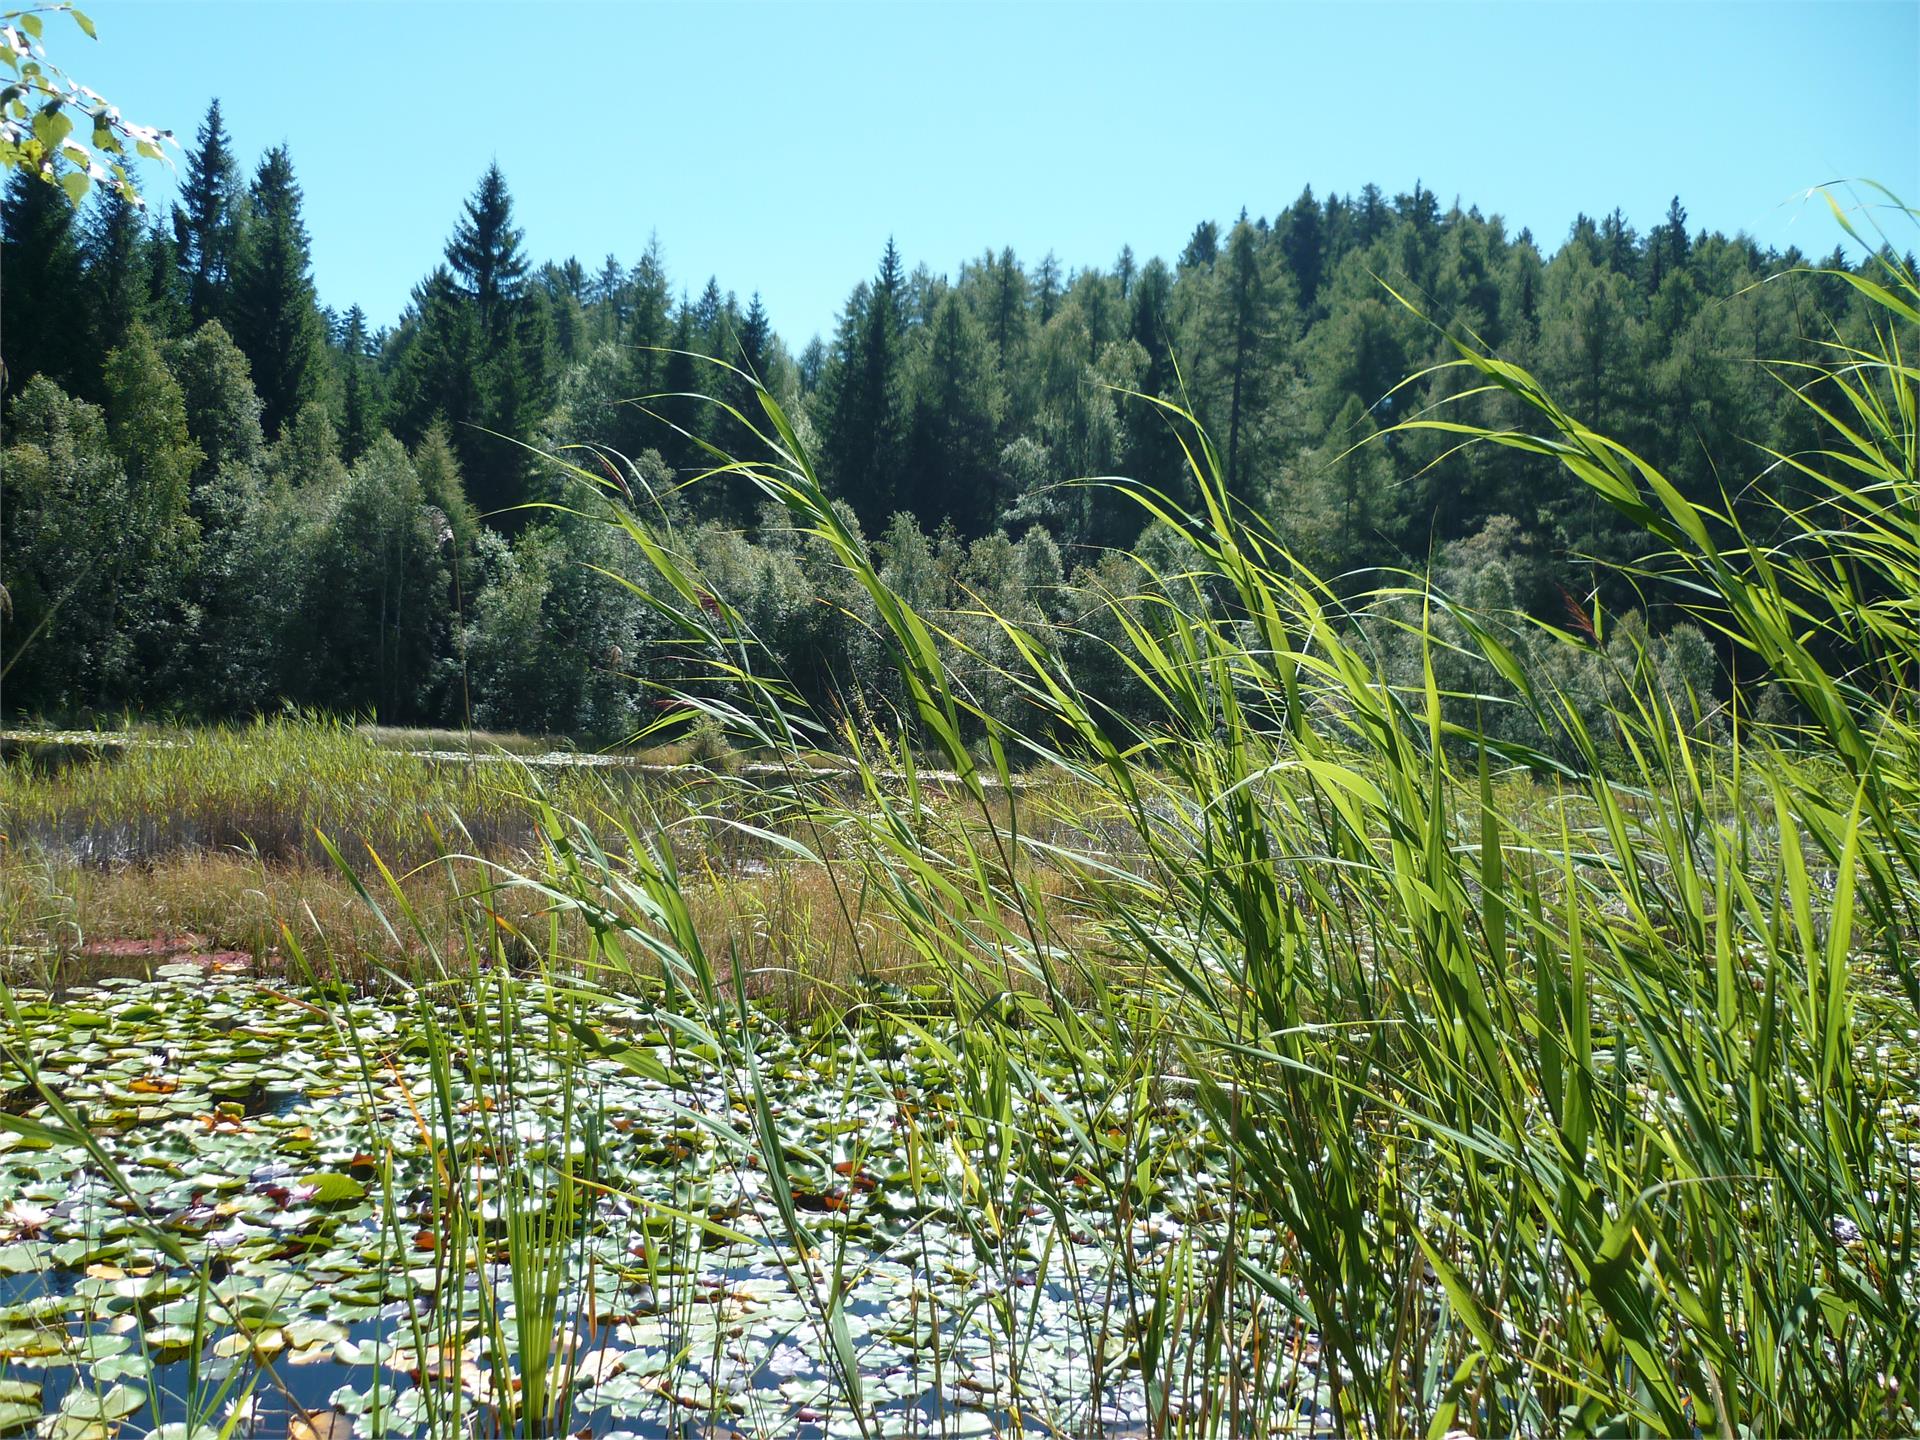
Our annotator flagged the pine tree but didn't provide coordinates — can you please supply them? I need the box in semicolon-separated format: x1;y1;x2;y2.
228;145;329;437
179;99;242;326
1;167;88;396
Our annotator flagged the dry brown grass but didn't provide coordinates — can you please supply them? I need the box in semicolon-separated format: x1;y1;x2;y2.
0;836;1103;1018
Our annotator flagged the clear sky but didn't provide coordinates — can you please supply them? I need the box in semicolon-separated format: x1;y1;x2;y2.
66;0;1920;346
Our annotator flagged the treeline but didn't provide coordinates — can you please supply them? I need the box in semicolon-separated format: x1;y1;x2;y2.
0;99;1900;736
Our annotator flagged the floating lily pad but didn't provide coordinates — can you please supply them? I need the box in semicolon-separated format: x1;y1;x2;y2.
298;1173;365;1205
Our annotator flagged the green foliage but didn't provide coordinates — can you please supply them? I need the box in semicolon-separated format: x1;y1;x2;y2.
0;163;86;394
0;3;169;207
100;318;197;553
1;377;137;706
288;434;454;720
464;509;661;741
177;99;240;326
226;144;328;437
4;141;1905;763
168;319;263;480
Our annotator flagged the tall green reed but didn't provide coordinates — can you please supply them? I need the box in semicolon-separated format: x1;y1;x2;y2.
510;200;1918;1437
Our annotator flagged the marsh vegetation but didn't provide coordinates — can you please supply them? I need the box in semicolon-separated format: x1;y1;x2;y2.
2;200;1919;1439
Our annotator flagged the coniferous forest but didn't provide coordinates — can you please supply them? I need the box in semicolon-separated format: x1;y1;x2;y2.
4;98;1892;740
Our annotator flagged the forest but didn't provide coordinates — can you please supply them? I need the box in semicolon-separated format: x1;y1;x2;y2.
3;98;1889;739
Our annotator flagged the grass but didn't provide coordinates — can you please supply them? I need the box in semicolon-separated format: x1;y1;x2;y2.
4;192;1917;1438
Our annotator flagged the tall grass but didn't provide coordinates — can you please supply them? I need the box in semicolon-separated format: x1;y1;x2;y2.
509;199;1920;1436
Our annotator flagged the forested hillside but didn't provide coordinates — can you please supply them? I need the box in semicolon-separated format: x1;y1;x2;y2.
1;98;1895;737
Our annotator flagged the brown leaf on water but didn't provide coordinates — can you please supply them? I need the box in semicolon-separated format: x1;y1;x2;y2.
289;1409;352;1440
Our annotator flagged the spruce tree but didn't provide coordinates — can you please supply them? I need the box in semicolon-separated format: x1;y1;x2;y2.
1277;185;1324;311
228;146;329;436
713;291;777;493
142;217;189;338
1034;252;1062;325
179;99;242;325
905;290;1004;535
389;266;483;451
693;277;725;344
2;168;89;396
82;187;148;355
737;292;774;379
439;164;550;519
590;254;627;345
656;300;706;482
613;236;672;461
984;248;1029;371
1179;220;1219;270
820;241;910;525
339;304;379;463
446;163;529;347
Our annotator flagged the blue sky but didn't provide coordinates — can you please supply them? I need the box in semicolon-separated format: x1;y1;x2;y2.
68;1;1920;345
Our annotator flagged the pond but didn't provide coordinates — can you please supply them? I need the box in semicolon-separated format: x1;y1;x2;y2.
0;968;1323;1439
